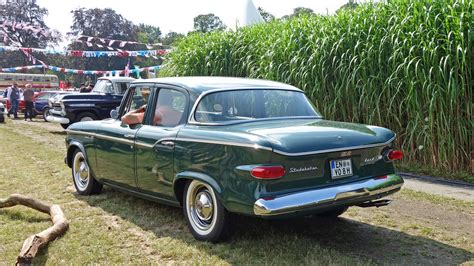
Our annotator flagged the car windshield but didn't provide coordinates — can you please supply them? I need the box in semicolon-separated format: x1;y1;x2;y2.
92;80;114;94
37;93;55;100
194;89;320;123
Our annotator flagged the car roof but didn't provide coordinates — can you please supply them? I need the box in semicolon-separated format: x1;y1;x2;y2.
132;76;302;94
98;77;135;82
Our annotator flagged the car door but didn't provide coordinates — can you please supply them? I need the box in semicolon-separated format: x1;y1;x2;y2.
135;86;188;201
95;84;153;189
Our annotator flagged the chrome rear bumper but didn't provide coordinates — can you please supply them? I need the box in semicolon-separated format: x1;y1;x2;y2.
254;174;403;216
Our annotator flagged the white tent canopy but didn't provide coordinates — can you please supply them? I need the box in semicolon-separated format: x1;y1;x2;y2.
233;0;264;29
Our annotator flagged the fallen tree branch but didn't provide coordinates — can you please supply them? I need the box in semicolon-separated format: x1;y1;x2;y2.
0;194;69;265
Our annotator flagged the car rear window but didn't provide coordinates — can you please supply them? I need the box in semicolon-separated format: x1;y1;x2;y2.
194;89;320;123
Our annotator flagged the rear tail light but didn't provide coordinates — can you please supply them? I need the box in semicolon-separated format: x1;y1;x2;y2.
251;166;286;180
386;149;403;161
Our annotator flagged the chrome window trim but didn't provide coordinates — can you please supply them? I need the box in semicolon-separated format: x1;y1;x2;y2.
67;130;134;146
158;137;274;151
66;130;97;137
187;87;319;126
135;141;154;149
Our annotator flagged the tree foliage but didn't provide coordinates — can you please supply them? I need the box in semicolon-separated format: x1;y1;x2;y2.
0;0;60;47
258;7;275;22
292;7;314;17
338;0;359;11
193;13;226;33
136;23;161;44
69;8;136;40
161;31;185;46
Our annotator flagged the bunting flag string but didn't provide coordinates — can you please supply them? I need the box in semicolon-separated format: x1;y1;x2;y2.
0;20;51;44
75;35;165;50
0;45;168;59
0;20;50;36
0;64;161;75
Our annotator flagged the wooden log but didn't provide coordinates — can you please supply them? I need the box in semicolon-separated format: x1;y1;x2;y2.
0;194;69;265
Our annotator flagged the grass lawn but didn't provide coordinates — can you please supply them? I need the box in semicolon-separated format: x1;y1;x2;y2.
0;119;473;265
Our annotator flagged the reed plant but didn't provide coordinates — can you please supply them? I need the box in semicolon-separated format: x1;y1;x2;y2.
162;0;473;175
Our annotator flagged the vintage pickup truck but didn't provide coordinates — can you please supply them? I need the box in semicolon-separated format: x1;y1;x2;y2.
47;77;134;128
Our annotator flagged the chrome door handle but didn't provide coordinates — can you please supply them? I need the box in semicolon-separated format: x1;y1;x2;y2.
160;140;175;147
124;134;135;139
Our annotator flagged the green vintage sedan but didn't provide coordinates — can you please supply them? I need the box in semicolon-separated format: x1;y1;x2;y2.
65;77;404;242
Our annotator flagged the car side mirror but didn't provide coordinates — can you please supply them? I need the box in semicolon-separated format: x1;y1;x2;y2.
110;108;118;119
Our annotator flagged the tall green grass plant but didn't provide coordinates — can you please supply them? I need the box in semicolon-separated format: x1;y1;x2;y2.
162;0;473;174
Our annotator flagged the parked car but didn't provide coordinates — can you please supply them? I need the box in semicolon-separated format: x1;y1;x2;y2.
5;90;58;116
47;77;133;129
64;77;404;242
34;91;75;121
0;102;5;123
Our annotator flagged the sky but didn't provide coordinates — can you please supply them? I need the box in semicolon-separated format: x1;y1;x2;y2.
36;0;351;38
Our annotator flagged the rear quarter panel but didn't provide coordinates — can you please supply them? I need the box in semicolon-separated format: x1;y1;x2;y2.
174;127;274;215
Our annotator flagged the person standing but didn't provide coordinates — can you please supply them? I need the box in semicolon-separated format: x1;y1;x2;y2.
7;83;20;119
79;83;87;93
23;83;34;121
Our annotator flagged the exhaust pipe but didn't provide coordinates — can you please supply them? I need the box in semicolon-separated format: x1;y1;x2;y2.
357;199;392;208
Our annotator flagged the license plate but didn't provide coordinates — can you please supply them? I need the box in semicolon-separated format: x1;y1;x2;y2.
330;159;353;179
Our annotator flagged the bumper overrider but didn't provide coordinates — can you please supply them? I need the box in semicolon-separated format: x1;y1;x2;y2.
46;109;70;124
254;174;403;216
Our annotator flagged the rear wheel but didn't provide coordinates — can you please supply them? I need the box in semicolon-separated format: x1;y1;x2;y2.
76;112;97;122
72;149;103;195
183;180;229;242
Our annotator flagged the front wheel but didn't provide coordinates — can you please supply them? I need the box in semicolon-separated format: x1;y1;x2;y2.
42;107;51;122
76;112;97;122
72;149;103;195
183;180;229;242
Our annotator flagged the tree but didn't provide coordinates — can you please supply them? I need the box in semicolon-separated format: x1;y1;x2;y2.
193;13;226;33
136;23;161;44
292;7;314;17
0;0;61;47
161;31;185;46
63;8;141;85
338;0;359;12
258;7;275;22
69;8;137;41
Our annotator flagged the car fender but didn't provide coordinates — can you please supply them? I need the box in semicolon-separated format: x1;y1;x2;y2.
173;171;223;205
66;140;87;168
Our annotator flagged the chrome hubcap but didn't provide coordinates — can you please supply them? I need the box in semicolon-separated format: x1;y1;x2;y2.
194;191;214;221
73;153;89;190
188;183;215;231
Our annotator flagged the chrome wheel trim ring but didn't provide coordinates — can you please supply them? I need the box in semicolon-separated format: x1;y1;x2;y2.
73;152;90;191
80;116;94;122
186;181;218;235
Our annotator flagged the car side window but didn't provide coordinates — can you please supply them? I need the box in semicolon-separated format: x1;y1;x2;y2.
152;89;186;127
120;86;151;125
116;82;129;94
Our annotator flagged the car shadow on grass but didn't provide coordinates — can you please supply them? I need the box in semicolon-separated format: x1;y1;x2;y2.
49;130;66;136
75;188;473;265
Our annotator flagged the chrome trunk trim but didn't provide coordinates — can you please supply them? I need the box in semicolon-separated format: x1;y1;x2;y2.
272;135;396;156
